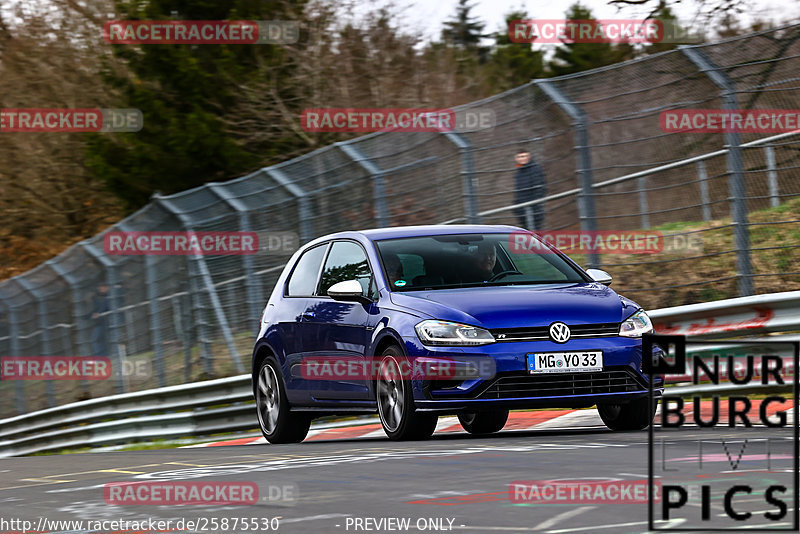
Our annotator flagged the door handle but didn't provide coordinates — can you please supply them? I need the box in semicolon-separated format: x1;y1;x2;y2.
301;311;316;320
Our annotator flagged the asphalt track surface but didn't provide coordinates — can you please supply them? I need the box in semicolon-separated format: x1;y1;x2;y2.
0;407;796;534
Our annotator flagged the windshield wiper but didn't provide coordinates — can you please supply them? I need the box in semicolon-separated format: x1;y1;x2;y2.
401;280;582;290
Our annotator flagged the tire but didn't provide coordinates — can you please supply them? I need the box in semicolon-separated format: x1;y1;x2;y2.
376;346;438;440
597;397;657;431
458;409;509;435
255;357;311;443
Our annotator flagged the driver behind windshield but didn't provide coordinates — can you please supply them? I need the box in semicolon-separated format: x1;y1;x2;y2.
462;241;497;283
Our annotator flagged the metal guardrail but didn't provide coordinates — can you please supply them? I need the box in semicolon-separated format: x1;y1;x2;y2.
1;291;798;458
649;290;800;338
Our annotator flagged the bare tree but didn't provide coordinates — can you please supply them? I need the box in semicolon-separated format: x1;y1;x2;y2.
0;0;124;279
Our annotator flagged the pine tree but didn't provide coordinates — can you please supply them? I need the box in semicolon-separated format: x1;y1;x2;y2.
547;3;629;76
86;0;305;210
441;0;489;62
486;10;545;91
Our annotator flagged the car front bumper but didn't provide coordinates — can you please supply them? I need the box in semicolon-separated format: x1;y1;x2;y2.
402;334;664;412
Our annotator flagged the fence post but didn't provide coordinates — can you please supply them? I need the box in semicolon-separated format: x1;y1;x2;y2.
46;260;87;355
765;145;780;208
154;196;245;375
638;177;650;229
47;260;95;397
682;46;752;297
536;79;599;267
442;132;481;224
208;183;265;336
697;160;711;222
265;167;314;243
116;221;165;387
0;299;9;417
143;255;166;387
1;297;26;414
14;278;55;407
337;141;390;227
77;242;127;394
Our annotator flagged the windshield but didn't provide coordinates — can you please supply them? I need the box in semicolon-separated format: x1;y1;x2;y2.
375;233;588;291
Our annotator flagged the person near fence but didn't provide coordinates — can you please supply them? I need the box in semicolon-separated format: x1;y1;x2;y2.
513;149;546;230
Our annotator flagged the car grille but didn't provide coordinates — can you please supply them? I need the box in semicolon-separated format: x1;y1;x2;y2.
476;369;645;399
490;323;619;342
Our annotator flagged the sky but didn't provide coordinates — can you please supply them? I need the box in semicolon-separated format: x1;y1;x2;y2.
387;0;798;43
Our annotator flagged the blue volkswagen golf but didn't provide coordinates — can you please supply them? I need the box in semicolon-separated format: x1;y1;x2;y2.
252;225;662;443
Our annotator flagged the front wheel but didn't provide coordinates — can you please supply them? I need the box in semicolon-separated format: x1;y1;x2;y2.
597;397;657;431
376;346;438;440
256;357;311;443
458;409;509;434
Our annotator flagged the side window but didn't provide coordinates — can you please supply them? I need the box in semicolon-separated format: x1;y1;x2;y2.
318;241;372;296
286;244;328;296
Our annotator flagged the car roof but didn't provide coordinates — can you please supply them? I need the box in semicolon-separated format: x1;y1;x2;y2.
314;224;525;243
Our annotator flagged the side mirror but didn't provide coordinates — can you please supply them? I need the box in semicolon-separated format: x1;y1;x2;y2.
585;268;613;286
327;280;370;303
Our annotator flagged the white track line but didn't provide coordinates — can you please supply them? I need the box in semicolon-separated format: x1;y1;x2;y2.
534;505;596;530
532;410;604;429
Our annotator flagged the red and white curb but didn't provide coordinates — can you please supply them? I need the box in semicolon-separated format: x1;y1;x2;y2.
184;409;588;448
183;399;795;448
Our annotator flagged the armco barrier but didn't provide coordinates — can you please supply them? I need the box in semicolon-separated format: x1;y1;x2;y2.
649;290;800;338
1;291;799;457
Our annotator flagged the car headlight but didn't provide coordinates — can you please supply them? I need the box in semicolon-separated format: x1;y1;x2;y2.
415;320;495;346
619;309;654;338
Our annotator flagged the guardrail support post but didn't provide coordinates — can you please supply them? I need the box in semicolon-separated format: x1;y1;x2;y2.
337;141;390;227
265;167;313;243
2;299;26;414
46;261;90;360
442;132;480;224
105;227;166;389
682;46;752;297
765;145;780;208
697;161;711;222
638;177;650;229
153;197;245;374
15;279;55;408
207;184;266;336
142;255;166;386
536;80;599;267
78;242;127;394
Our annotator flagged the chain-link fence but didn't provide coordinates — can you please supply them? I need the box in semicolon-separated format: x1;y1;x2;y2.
2;24;800;417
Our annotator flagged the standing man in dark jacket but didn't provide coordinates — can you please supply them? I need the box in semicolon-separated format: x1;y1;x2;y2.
513;149;546;230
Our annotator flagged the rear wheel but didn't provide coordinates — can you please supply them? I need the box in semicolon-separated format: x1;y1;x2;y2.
597;397;657;431
376;346;438;440
256;357;311;443
458;409;509;434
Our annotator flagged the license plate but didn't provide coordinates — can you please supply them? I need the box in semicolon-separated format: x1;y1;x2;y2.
527;351;603;373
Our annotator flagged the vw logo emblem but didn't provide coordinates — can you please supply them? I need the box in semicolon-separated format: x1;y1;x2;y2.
549;322;571;343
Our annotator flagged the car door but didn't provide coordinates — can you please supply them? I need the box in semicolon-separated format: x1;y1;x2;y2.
280;242;329;400
299;240;375;400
